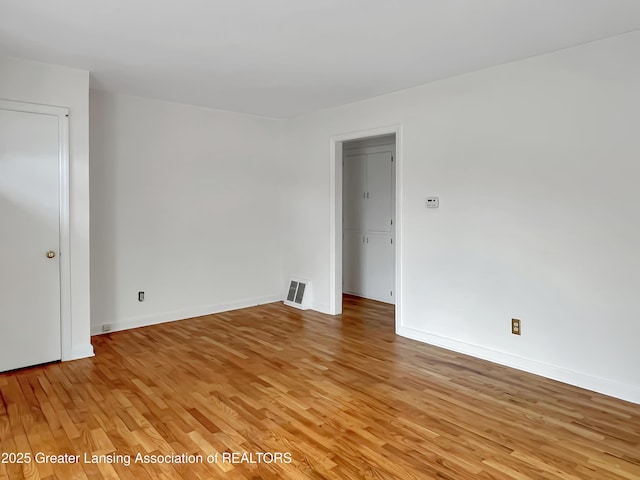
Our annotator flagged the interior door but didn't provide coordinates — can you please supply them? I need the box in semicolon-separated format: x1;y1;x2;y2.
365;233;394;303
342;154;366;230
0;106;62;372
343;229;365;296
365;151;392;233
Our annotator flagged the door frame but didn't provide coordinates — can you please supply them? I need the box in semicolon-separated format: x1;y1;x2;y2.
329;124;402;330
0;99;72;360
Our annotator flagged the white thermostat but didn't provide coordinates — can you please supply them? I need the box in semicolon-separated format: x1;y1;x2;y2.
426;197;439;208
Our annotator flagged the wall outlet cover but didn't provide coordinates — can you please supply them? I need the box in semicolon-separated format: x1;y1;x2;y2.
426;197;439;208
511;318;521;335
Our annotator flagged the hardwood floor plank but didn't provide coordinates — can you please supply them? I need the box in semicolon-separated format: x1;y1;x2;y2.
1;296;639;479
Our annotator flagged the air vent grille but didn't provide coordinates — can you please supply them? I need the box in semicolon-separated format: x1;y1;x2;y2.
284;278;311;310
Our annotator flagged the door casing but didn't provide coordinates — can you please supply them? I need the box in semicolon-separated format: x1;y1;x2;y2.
329;124;402;332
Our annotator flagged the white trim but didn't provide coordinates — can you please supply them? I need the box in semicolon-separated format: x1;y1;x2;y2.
311;302;332;315
91;295;282;336
0;98;67;117
69;344;95;361
329;125;402;328
0;99;74;362
58;111;73;361
398;326;640;405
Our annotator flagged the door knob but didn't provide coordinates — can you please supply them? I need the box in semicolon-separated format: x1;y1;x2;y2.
46;251;56;259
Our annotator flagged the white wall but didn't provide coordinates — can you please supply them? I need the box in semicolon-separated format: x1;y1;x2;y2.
90;91;284;333
282;31;640;404
0;56;93;359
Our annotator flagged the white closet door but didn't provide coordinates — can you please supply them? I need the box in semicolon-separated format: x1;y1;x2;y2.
343;229;366;296
342;154;366;230
0;107;61;372
365;152;392;233
365;233;394;303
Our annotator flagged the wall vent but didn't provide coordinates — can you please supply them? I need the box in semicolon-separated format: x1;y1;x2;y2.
284;277;311;310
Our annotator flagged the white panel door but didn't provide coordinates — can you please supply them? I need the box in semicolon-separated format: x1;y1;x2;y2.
0;107;62;372
343;229;365;296
365;233;394;304
365;152;392;233
342;154;366;230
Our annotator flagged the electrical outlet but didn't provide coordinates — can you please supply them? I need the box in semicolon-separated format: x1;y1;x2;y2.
425;197;439;208
511;318;521;335
138;291;144;302
102;324;112;332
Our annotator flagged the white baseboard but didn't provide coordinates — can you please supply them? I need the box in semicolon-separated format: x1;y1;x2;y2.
63;343;95;361
311;301;332;315
91;295;282;336
398;326;640;406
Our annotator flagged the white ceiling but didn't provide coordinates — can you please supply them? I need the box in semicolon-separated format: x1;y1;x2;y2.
1;1;639;118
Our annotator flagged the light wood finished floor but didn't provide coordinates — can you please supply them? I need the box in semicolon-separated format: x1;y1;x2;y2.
1;296;639;480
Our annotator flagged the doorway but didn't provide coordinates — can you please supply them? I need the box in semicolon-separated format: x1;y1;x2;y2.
329;125;402;328
342;135;395;304
0;99;70;372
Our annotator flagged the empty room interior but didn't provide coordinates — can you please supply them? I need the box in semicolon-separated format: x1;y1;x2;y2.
1;1;640;479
